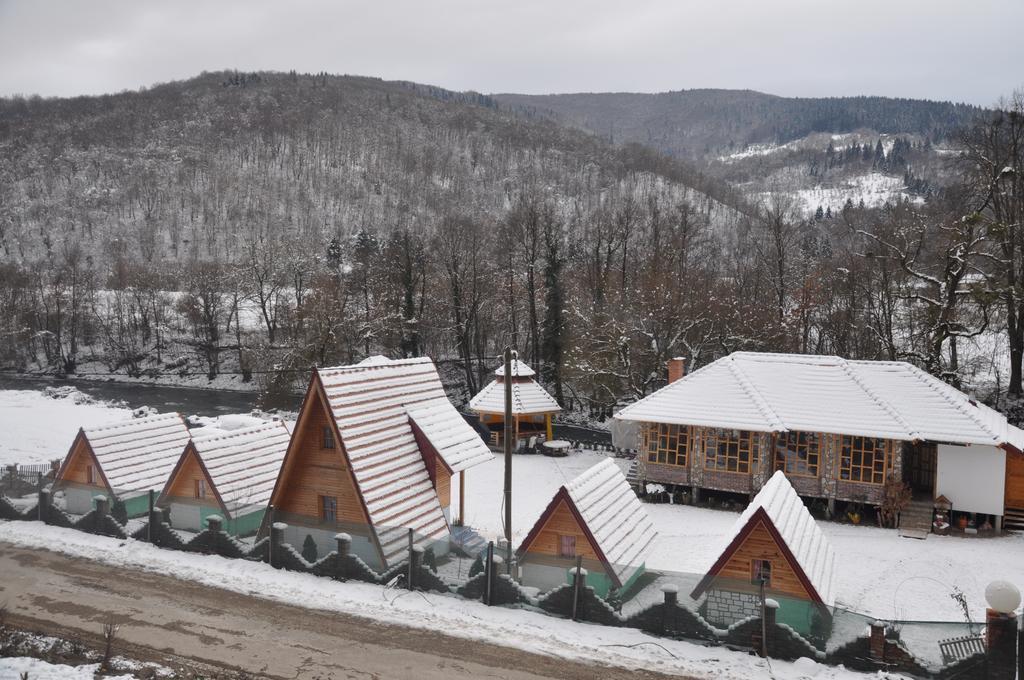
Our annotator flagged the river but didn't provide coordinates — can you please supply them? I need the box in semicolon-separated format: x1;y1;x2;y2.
0;374;612;445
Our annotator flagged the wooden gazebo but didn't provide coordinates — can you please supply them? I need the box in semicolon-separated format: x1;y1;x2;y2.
468;359;561;448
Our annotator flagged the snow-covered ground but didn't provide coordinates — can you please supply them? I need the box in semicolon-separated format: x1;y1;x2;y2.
0;388;131;466
0;521;901;680
2;386;1021;627
0;658;135;680
462;450;1024;623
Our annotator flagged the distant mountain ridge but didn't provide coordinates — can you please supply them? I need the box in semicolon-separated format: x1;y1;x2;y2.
492;89;984;159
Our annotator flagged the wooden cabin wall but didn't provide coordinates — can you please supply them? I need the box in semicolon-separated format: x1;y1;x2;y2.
435;459;451;508
60;439;105;490
276;390;367;524
716;520;812;601
524;499;599;560
164;451;219;509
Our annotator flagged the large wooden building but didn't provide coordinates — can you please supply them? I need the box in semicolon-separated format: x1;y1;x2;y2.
616;352;1024;531
469;359;561;446
52;413;191;517
691;470;835;634
157;421;290;536
517;458;656;597
262;356;492;570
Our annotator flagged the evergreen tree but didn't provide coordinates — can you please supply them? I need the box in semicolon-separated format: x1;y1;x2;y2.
302;534;319;563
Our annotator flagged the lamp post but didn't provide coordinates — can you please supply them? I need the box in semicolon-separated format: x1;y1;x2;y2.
503;347;513;573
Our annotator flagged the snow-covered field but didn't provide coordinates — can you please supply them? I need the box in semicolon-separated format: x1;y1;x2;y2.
462;450;1024;623
0;389;131;466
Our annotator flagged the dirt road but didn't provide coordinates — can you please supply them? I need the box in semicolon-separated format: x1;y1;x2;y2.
0;542;686;679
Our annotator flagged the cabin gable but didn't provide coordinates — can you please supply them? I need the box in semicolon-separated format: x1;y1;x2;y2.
272;377;368;526
160;444;225;514
713;518;814;601
56;432;109;493
521;496;600;563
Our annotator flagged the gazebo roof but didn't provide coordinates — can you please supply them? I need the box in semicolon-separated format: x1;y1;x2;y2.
495;359;536;378
469;378;561;416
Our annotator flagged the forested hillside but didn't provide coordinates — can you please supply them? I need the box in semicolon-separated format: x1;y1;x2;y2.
493;89;983;158
0;72;1021;416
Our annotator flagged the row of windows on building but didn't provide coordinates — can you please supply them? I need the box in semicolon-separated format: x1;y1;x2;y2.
644;423;893;485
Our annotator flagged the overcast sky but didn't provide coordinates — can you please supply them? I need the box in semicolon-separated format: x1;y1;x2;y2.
1;0;1021;105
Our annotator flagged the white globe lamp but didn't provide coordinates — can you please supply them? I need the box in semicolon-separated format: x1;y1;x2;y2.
985;580;1021;615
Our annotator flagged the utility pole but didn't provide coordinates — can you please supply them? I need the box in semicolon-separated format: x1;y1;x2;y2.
503;346;513;571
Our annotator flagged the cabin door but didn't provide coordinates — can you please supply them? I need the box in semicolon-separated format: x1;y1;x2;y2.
902;442;936;496
1006;450;1024;511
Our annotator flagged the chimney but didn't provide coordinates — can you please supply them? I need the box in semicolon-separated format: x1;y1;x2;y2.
667;357;687;384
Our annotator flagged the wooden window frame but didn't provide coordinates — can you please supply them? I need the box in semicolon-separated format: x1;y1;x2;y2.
86;464;94;485
704;428;756;474
322;425;335;450
645;423;688;467
839;435;889;485
751;559;772;587
558;534;576;558
319;494;338;523
194;478;206;499
775;431;820;477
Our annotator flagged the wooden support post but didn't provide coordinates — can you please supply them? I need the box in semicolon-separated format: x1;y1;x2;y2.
457;471;465;527
545;413;553;441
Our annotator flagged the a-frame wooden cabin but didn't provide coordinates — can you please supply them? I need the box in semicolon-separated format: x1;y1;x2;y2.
261;356;492;570
157;421;290;536
517;458;656;598
52;412;191;517
691;470;836;635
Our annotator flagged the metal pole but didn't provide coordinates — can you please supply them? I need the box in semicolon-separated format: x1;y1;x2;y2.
407;528;414;591
148;489;154;543
503;347;513;553
485;541;494;606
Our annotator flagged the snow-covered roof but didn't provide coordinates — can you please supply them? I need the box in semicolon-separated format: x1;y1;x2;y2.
564;459;657;587
468;378;561;415
317;356;490;565
186;421;290;509
80;413;191;494
494;359;536;377
700;470;836;607
616;352;1020;447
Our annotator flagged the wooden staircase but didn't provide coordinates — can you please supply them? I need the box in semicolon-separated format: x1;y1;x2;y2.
1004;507;1024;532
898;499;933;540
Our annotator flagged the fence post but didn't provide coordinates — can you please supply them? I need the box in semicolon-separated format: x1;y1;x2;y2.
334;533;351;581
270;522;286;569
661;584;678;634
94;494;109;517
571;556;584;621
763;598;779;658
37;488;50;523
149;505;163;547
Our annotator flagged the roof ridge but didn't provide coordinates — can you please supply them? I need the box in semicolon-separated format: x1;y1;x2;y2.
725;356;785;431
837;359;918;440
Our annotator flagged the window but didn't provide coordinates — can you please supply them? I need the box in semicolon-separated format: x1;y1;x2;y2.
751;559;772;587
559;534;577;558
645;423;688;466
775;431;820;477
86;464;94;485
704;429;756;473
320;495;338;523
194;478;206;499
322;425;335;449
840;436;888;484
